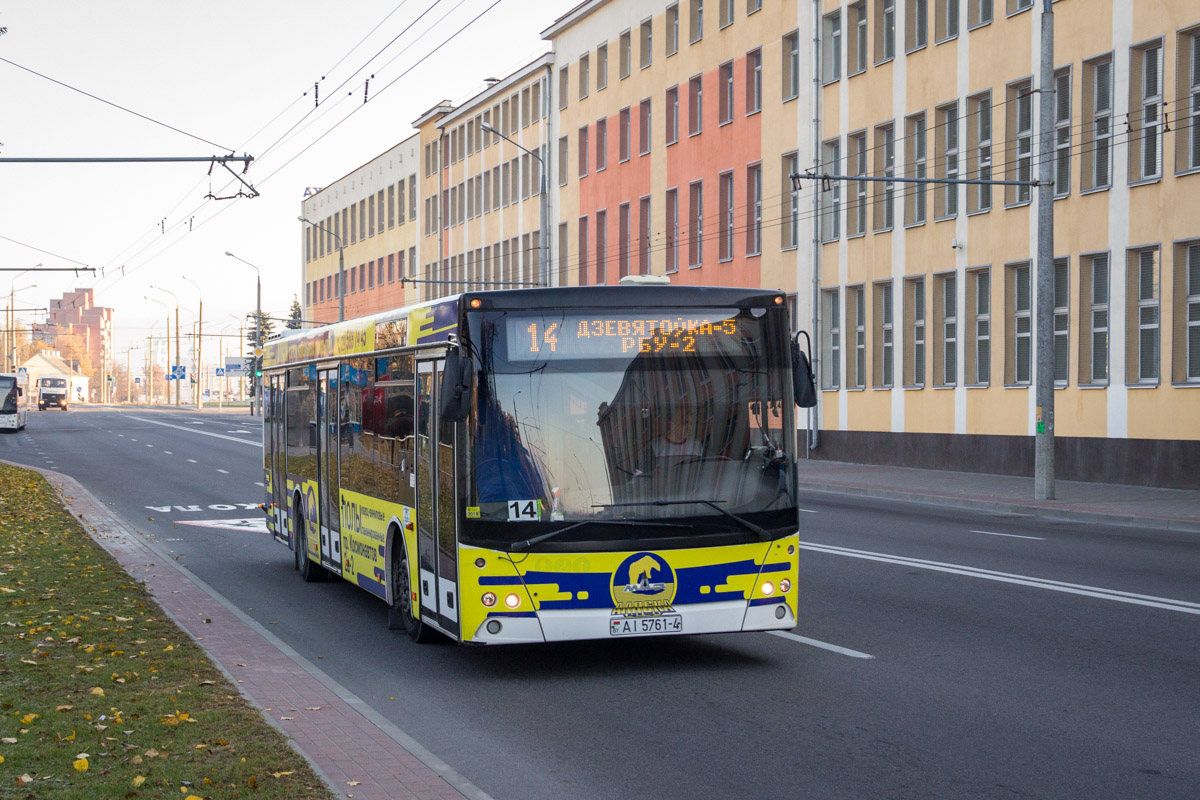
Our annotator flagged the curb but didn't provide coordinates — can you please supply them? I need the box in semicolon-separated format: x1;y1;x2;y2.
12;460;493;800
798;482;1200;534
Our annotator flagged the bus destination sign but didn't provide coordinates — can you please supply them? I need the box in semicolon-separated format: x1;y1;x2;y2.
505;310;741;361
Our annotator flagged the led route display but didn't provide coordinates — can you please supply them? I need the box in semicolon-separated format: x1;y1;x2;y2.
504;310;743;361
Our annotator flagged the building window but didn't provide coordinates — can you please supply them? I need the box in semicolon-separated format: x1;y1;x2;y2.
848;131;868;236
821;288;841;389
905;113;927;226
822;12;842;83
639;197;651;275
578;216;589;286
595;210;608;284
874;280;894;387
619;107;631;161
849;286;866;389
559;66;569;110
666;188;679;272
747;164;762;256
935;0;958;42
1006;0;1032;15
905;276;926;386
618;203;631;278
967;93;992;214
578;125;589;177
579;53;590;99
688;181;704;267
905;0;927;52
690;0;704;44
964;269;990;385
1005;81;1033;205
1054;67;1072;197
1053;258;1070;385
1129;40;1163;183
689;75;703;135
1175;28;1200;174
558;136;569;186
667;4;680;56
640;20;653;69
718;171;735;261
619;29;632;79
934;272;957;386
820;140;841;242
639;99;652;155
1078;253;1110;385
1004;262;1032;385
666;86;679;144
935;102;959;219
848;3;867;74
596;118;607;170
746;48;762;114
719;62;734;124
783;31;800;99
597;43;609;90
720;0;734;28
875;0;896;63
1174;241;1200;382
1127;247;1160;383
873;123;896;231
783;152;801;249
1082;55;1113;191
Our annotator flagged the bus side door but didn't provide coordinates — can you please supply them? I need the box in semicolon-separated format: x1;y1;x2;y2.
416;358;460;638
316;367;343;573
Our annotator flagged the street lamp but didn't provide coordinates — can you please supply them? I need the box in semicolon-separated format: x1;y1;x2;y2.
480;120;549;288
225;251;263;415
149;285;181;406
181;275;204;409
297;216;345;322
145;296;172;405
8;280;37;373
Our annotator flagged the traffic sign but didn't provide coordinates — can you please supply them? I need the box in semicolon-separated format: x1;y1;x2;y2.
253;347;263;357
134;377;142;384
215;368;225;376
171;365;187;379
16;367;27;373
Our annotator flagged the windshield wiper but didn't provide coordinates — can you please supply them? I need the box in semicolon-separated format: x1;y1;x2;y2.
509;519;689;552
593;500;772;541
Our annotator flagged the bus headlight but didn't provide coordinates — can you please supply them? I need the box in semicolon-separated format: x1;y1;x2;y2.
780;579;791;593
481;592;497;607
504;593;521;609
760;581;775;596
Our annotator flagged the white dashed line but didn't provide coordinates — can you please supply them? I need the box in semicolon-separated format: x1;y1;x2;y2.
216;469;229;474
187;459;198;463
970;529;1045;540
255;482;264;487
164;451;173;455
146;444;154;448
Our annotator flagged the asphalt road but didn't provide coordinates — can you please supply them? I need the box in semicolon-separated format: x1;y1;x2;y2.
5;406;1198;800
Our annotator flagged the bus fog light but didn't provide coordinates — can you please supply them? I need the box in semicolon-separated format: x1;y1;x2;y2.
775;605;786;619
780;579;791;593
760;581;775;596
486;619;502;634
504;593;521;609
481;592;497;607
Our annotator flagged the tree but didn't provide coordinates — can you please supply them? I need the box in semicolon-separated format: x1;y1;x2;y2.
245;311;275;397
287;295;303;329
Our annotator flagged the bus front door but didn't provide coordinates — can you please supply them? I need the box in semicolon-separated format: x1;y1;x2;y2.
316;367;342;574
416;359;459;638
270;375;288;543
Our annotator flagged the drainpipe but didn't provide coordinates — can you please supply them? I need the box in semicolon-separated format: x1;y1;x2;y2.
543;59;554;286
809;0;823;454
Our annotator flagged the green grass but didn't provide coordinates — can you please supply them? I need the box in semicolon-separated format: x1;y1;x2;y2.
0;464;336;800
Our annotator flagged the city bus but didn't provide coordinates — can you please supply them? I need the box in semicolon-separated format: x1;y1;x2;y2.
0;372;29;431
260;284;816;645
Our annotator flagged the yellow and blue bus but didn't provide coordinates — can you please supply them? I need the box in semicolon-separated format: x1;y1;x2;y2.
261;284;816;644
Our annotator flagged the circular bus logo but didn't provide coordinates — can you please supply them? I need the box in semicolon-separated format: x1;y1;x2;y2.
610;552;676;615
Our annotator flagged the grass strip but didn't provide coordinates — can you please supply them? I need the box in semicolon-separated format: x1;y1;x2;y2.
0;463;336;799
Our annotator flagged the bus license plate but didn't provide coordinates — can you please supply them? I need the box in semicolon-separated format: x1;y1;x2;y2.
609;614;683;636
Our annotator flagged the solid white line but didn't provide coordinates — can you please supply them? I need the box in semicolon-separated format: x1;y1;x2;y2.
768;630;875;659
798;542;1200;615
130;416;261;447
971;529;1045;540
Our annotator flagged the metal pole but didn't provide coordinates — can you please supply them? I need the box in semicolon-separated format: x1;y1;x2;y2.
196;299;204;409
126;347;130;403
540;152;549;287
338;244;345;322
256;274;262;416
175;306;180;406
1034;0;1056;500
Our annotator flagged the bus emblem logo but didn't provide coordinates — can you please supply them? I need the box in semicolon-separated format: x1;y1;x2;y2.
611;553;676;617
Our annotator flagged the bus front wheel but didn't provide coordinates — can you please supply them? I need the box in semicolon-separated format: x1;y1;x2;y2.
388;549;434;642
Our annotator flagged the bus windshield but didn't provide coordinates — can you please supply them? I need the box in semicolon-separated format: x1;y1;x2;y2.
0;377;17;414
466;306;795;548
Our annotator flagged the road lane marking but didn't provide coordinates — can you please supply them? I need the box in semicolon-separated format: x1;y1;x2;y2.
799;508;817;513
187;459;198;463
768;630;874;659
164;451;173;455
227;429;252;434
255;482;264;487
146;444;154;448
799;542;1200;615
971;529;1045;540
130;416;261;447
216;469;229;474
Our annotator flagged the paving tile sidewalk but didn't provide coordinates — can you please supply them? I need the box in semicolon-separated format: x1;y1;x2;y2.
795;458;1200;533
24;463;490;800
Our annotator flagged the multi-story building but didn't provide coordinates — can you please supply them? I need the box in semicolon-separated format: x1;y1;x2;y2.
814;0;1199;487
300;134;421;324
35;288;114;398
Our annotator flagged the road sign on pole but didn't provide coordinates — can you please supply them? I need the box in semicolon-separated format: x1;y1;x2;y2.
170;365;187;380
215;368;225;376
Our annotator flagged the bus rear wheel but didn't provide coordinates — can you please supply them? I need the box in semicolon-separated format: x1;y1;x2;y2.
388;549;434;642
295;501;324;583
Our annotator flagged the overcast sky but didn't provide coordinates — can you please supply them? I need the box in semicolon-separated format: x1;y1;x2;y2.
0;0;574;363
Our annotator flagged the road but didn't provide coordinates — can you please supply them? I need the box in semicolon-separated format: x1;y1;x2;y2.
4;405;1198;800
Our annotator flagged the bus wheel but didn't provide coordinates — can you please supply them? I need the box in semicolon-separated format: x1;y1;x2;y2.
295;501;323;583
388;550;434;642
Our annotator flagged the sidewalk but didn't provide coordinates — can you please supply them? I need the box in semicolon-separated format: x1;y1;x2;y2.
794;458;1200;533
30;464;489;800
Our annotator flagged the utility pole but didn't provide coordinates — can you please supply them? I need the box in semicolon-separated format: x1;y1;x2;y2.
175;306;180;406
1034;0;1056;500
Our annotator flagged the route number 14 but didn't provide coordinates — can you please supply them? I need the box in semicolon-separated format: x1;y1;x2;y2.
508;500;539;521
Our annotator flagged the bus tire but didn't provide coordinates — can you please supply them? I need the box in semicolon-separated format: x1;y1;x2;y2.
295;500;324;583
388;548;434;642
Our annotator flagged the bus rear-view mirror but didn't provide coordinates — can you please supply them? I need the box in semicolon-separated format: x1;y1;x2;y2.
439;351;474;422
792;334;817;409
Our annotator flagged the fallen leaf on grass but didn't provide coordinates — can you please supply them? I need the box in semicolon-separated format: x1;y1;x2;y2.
271;771;294;778
132;775;145;787
90;687;104;696
73;757;88;772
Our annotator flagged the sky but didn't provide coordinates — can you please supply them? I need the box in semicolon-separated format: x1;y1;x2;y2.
0;0;576;365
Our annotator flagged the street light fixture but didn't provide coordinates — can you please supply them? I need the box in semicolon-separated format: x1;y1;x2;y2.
225;251;264;415
149;285;181;406
297;216;345;322
480;120;549;288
